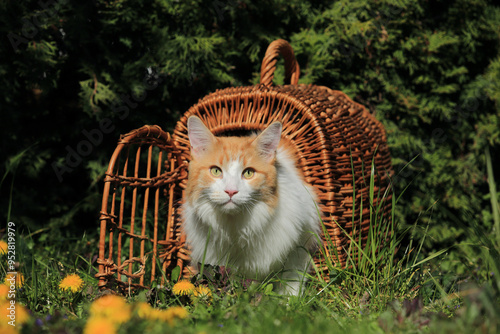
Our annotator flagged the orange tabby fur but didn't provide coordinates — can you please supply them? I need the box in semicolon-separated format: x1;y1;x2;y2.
185;135;280;210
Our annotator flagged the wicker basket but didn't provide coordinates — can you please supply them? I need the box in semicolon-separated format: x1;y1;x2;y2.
96;39;393;291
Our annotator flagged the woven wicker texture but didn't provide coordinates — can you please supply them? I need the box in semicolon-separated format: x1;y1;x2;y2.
96;39;393;291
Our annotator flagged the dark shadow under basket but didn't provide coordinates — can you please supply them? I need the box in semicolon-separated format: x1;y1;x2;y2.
96;39;393;292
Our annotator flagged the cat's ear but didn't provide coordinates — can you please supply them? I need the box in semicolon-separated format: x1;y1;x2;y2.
187;116;215;159
253;121;282;162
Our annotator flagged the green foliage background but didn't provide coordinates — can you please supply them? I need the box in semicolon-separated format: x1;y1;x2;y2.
1;0;499;271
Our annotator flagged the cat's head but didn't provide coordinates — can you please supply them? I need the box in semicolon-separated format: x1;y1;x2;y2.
185;116;282;214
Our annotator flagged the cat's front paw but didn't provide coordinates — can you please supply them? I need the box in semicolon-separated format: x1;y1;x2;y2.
274;279;304;296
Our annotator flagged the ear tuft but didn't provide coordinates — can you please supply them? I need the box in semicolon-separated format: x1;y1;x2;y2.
254;122;282;162
187;116;215;159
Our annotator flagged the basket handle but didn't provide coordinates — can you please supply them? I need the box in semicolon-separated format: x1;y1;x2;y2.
260;39;300;87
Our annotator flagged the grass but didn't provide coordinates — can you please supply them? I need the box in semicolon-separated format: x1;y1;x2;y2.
1;155;500;333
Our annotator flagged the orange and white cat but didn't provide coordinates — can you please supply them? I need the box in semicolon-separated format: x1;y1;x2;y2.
182;116;320;295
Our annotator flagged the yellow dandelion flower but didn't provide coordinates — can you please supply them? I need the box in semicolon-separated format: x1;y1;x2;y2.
154;309;174;324
193;285;212;300
161;306;189;326
59;274;84;293
150;308;166;321
135;302;155;319
0;324;18;334
83;316;117;334
134;303;189;325
0;302;29;326
172;280;195;296
144;306;177;323
0;240;7;254
0;284;9;302
89;295;131;324
4;273;24;288
167;306;189;319
16;303;30;325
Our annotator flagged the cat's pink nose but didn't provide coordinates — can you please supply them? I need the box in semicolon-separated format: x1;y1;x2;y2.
225;190;238;198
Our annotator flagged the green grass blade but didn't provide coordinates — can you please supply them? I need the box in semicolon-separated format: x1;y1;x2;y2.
485;146;500;246
198;227;211;279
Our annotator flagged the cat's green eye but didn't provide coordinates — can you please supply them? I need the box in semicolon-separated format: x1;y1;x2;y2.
210;166;222;177
242;168;255;179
